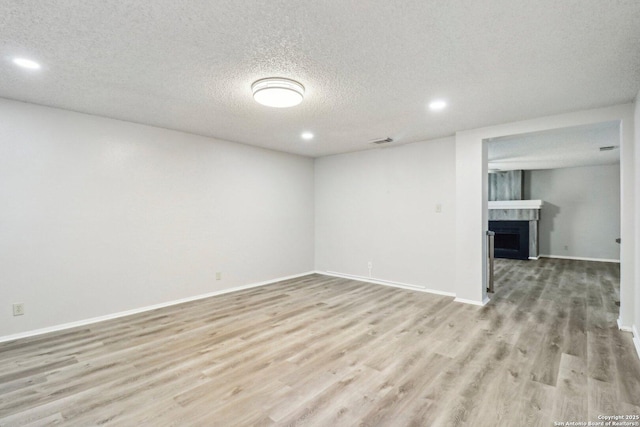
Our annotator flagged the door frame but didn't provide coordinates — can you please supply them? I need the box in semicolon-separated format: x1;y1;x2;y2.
453;103;635;331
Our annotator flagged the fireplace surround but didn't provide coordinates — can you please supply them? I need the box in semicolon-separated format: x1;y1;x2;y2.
488;199;542;260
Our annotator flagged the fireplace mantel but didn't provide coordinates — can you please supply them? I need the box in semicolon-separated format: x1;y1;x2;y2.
488;200;543;210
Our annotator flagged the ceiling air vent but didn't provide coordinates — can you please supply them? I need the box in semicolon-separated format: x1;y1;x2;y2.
370;137;394;145
599;145;618;151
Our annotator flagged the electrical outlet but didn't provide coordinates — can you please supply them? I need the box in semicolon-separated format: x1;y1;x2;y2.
435;204;442;213
13;303;24;316
367;261;372;269
564;245;568;251
216;272;222;281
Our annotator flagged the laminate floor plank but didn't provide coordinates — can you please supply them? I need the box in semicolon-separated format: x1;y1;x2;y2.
517;379;556;427
359;351;451;427
551;353;588;421
610;326;640;406
1;262;639;426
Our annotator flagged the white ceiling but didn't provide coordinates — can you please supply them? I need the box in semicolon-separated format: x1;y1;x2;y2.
488;121;620;171
0;1;639;158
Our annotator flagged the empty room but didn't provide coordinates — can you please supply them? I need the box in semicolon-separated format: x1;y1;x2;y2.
1;1;640;426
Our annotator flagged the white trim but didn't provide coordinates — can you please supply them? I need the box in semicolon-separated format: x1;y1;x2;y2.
616;319;639;361
488;200;543;210
618;317;633;332
539;254;620;263
320;271;489;306
632;325;640;360
319;271;456;297
454;296;490;306
0;271;315;344
528;256;540;260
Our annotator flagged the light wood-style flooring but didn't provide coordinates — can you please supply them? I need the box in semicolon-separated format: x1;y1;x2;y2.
1;258;639;426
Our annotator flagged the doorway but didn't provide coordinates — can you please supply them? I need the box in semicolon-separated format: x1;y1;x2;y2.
453;104;633;329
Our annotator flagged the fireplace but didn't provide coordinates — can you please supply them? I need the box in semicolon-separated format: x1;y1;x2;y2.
489;220;529;260
487;170;542;259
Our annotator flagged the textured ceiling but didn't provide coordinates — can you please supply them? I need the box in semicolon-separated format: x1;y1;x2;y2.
488;121;620;171
0;1;639;157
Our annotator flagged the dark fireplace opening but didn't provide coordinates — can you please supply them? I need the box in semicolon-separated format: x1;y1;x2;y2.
495;233;520;251
489;220;529;260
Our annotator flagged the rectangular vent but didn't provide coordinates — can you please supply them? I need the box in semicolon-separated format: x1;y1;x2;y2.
370;137;393;145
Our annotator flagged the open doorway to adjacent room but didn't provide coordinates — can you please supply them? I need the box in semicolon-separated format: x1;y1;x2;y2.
485;121;621;301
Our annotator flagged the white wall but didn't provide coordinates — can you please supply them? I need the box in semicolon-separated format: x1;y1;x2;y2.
524;165;621;261
634;88;640;354
315;138;456;293
455;135;489;304
0;98;315;338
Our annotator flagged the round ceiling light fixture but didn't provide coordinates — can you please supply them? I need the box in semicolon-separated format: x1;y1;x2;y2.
252;77;305;108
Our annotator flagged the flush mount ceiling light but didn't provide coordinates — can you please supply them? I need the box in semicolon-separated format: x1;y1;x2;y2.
301;132;314;140
12;57;41;70
429;100;447;111
252;77;305;108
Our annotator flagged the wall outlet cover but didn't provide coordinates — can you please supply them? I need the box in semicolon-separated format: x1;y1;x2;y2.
13;303;25;316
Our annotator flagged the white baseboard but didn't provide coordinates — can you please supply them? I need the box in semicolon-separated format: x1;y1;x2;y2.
454;296;490;306
617;317;633;332
633;325;640;360
616;318;639;360
528;256;539;260
539;254;620;263
0;271;315;344
318;270;492;306
318;270;456;298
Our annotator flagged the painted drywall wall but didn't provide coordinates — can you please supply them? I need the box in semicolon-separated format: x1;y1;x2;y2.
0;98;315;338
456;104;635;310
524;165;620;261
454;134;489;304
314;138;456;293
634;88;640;354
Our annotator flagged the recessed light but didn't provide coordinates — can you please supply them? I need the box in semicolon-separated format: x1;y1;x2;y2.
301;132;314;140
429;100;447;111
12;57;41;70
252;77;305;108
